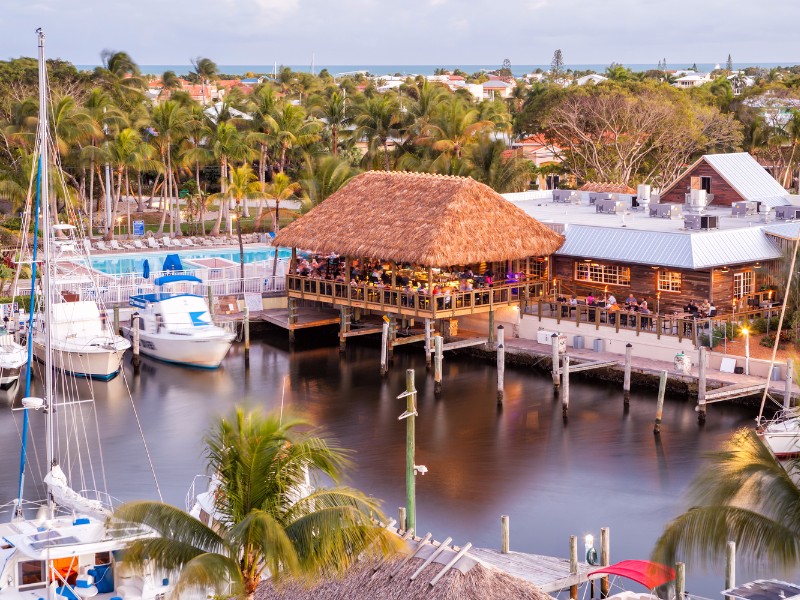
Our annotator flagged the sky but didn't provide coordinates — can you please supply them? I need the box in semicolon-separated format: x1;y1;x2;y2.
2;0;799;67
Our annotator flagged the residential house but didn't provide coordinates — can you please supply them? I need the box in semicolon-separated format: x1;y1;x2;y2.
672;73;712;88
575;74;608;86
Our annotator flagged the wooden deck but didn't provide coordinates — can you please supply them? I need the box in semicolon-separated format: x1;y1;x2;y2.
469;547;596;593
259;307;340;331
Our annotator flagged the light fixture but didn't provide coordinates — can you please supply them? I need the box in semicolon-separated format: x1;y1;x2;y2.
754;262;762;269
720;266;729;273
651;266;660;270
584;534;598;565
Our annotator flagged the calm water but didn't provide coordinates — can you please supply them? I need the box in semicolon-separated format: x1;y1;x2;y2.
0;331;785;595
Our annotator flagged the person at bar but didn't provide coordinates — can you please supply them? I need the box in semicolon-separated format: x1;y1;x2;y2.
625;293;637;307
586;292;596;306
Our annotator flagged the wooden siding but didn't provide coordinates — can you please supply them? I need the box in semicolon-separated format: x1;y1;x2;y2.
660;161;744;206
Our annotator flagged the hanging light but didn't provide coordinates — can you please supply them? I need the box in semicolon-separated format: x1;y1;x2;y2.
720;266;729;273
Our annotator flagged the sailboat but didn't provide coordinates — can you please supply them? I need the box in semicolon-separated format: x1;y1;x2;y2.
0;30;170;600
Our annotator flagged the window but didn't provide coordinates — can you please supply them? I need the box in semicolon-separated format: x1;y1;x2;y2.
575;262;631;286
657;271;682;292
528;260;546;279
734;271;754;298
700;176;712;193
18;561;45;588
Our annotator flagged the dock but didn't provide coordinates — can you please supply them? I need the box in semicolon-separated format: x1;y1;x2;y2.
468;547;595;593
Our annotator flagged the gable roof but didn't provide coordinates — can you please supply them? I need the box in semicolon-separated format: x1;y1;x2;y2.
661;153;790;207
273;171;564;266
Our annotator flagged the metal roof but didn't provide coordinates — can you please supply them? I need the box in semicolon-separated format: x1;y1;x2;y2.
555;224;783;269
763;221;800;240
703;153;790;205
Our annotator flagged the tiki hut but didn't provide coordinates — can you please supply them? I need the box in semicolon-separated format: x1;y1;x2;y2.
273;171;563;266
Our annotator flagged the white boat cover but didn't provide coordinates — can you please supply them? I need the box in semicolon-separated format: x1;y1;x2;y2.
43;465;111;520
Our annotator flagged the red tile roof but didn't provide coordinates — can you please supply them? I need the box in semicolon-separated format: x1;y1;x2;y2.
579;182;637;194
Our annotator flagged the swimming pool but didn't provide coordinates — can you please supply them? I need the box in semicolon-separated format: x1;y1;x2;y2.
90;245;292;275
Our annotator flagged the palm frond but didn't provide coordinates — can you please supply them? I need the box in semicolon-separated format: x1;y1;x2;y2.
170;552;242;599
227;509;300;581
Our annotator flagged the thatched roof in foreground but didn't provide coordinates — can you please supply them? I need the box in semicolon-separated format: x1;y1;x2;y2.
273;171;564;266
257;553;553;600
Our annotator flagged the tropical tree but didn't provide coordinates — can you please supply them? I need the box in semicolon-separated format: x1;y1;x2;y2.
113;409;398;600
150;100;190;235
93;51;146;109
191;56;218;105
311;91;348;156
271;103;321;172
160;70;183;99
209;122;252;235
653;429;800;570
353;95;402;170
466;136;530;193
299;155;358;212
265;171;300;237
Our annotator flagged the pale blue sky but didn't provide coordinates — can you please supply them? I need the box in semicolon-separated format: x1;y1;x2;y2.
2;0;798;66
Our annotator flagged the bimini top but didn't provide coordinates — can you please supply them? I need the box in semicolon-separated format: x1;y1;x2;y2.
722;580;800;600
154;274;202;286
588;560;675;590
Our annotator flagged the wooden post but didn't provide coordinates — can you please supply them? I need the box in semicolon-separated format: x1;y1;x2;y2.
785;358;794;409
207;284;214;323
569;535;579;600
623;343;632;405
243;306;250;367
698;346;707;415
398;507;407;532
424;318;432;369
654;370;667;434
600;527;610;598
551;333;560;387
488;309;495;344
380;320;389;377
388;316;396;363
405;369;417;534
561;354;570;419
339;306;347;354
497;342;505;405
113;305;120;335
676;562;685;600
500;515;510;554
725;541;736;600
132;312;140;374
434;335;443;396
497;324;505;348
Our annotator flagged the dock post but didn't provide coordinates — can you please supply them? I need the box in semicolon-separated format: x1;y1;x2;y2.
339;306;347;354
388;316;396;364
561;355;570;419
434;335;443;396
654;370;667;433
380;321;389;377
785;358;794;409
676;562;685;600
600;527;610;598
243;306;250;367
497;342;505;405
488;309;495;344
725;541;736;600
569;535;579;600
500;515;510;554
132;312;140;375
623;343;632;405
698;346;707;415
551;333;560;387
405;369;417;533
398;507;407;532
424;318;432;370
113;305;120;335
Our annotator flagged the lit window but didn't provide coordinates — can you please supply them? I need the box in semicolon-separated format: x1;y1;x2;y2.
575;262;631;286
734;271;754;298
657;271;682;292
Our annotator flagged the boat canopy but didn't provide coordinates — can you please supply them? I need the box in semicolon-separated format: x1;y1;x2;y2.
588;560;675;590
162;253;184;272
154;274;202;286
722;580;800;600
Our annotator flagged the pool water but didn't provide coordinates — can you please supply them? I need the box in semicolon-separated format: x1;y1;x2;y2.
90;245;291;275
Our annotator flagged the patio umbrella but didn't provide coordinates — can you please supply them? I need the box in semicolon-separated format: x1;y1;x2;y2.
142;259;150;279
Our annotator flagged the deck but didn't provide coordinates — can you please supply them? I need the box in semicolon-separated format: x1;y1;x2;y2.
469;547;596;593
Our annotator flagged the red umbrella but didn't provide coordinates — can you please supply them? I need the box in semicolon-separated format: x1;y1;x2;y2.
588;560;675;590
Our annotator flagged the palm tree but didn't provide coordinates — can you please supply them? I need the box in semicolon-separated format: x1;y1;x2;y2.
249;84;279;189
208;122;252;235
353;95;402;170
311;91;348;156
423;96;494;162
114;409;398;600
191;56;218;105
150;100;190;235
94;50;146;109
298;155;358;212
466;136;530;193
653;429;800;570
265;171;300;237
271;103;321;172
104;127;155;240
160;70;183;99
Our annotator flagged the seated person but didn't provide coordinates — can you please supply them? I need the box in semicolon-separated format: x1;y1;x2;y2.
687;301;699;315
607;293;617;306
586;293;596;306
639;299;648;312
625;293;637;306
700;299;711;314
569;295;578;307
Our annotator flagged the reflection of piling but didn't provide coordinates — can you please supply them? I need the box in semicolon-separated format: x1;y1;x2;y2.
500;515;510;554
569;535;578;600
434;335;443;396
600;527;610;598
623;343;632;405
551;334;560;387
654;371;667;434
132;312;140;375
243;306;250;368
497;325;505;405
561;355;570;419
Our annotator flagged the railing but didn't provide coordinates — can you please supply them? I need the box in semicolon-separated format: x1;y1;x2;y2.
286;274;548;317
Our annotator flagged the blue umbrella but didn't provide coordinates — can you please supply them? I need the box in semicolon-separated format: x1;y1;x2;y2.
142;258;150;279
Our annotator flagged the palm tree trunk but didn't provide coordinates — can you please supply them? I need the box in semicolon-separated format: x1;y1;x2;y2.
236;206;245;292
125;169;131;239
136;171;144;212
174;168;184;236
383;138;390;171
274;199;280;236
106;169;123;240
157;148;170;234
332;126;338;156
211;158;227;236
89;155;95;237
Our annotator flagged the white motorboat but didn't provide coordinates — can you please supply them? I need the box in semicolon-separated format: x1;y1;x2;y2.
0;330;27;387
121;275;235;369
758;409;800;459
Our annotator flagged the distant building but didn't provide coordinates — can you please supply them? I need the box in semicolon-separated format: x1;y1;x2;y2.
742;91;800;128
672;73;712;88
575;74;608;86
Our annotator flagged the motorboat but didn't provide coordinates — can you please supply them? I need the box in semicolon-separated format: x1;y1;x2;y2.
0;327;27;388
121;274;235;369
757;409;800;459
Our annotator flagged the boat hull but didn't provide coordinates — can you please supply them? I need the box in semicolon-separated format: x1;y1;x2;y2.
32;342;127;381
120;327;234;368
758;428;800;459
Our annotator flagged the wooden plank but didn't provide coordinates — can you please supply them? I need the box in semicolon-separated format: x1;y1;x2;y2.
569;360;618;373
441;338;489;351
705;382;767;403
391;333;428;347
342;326;384;338
468;548;596;593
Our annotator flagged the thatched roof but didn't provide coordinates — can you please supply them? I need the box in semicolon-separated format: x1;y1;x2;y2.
273;171;564;266
257;553;553;600
579;182;637;194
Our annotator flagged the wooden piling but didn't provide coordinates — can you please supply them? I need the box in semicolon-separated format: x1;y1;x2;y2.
488;309;495;344
600;527;610;598
405;369;417;533
698;346;707;416
500;515;510;554
497;324;505;348
623;343;632;405
561;355;570;418
380;320;389;377
113;305;120;335
424;318;432;369
132;312;140;374
339;306;347;354
434;335;443;396
388;316;396;364
676;562;685;600
569;535;578;600
551;333;560;387
654;370;667;434
725;541;736;600
243;306;250;367
786;358;794;409
497;343;505;405
398;507;407;532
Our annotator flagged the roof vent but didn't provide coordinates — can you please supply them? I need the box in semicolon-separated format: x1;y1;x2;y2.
732;201;760;217
684;214;719;230
685;189;708;212
596;199;628;214
774;205;800;221
649;203;683;219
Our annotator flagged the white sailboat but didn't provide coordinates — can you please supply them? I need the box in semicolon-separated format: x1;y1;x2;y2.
0;30;169;600
120;275;234;369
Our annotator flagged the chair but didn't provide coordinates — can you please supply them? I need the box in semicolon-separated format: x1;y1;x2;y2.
83;239;93;254
133;239;145;249
122;241;135;250
109;240;123;251
172;238;184;248
161;237;173;248
183;238;196;247
146;237;160;249
94;241;109;252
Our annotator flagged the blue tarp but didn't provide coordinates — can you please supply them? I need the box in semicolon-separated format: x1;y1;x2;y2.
142;258;150;279
153;274;203;286
162;253;183;272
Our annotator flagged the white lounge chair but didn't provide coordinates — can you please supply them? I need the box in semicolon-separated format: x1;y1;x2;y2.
133;239;146;249
183;238;196;247
147;237;160;249
171;238;184;248
94;241;109;252
161;237;173;248
83;239;93;254
109;240;123;251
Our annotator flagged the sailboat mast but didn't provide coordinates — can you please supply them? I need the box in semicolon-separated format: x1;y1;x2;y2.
36;28;56;518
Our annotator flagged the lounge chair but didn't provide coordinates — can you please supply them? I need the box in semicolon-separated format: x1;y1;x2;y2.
122;242;135;250
201;238;213;247
109;240;123;251
146;237;160;249
171;238;184;248
94;241;109;252
183;238;196;247
83;239;93;254
161;236;173;248
133;239;145;249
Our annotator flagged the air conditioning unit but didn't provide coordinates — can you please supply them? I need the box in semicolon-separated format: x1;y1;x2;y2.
685;189;708;210
732;201;759;217
649;203;683;219
684;214;719;230
596;198;627;214
637;184;652;202
588;193;611;205
774;205;800;220
552;190;572;203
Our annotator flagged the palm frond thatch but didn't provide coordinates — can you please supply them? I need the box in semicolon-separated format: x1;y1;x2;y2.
272;170;564;266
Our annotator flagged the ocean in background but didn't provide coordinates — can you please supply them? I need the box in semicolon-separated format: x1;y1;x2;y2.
74;63;799;77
